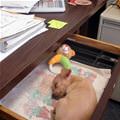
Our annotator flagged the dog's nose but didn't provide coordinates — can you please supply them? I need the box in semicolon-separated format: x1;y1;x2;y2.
52;94;60;100
52;92;67;100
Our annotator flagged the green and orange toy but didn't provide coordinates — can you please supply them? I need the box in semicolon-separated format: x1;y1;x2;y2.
48;44;75;74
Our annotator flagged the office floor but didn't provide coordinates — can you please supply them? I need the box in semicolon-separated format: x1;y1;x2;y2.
102;99;120;120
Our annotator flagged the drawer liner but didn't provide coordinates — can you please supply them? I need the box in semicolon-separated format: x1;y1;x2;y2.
1;61;111;120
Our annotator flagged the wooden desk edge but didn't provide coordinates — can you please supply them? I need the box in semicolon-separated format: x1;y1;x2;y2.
0;105;26;120
68;34;120;55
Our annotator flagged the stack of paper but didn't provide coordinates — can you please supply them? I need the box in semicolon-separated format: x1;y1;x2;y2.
31;0;65;13
0;0;39;13
0;10;47;54
0;0;66;13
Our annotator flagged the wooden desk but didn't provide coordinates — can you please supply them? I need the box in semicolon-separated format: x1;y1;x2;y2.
0;1;110;119
0;0;107;98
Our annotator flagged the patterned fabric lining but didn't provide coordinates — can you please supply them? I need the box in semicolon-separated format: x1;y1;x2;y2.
1;61;111;120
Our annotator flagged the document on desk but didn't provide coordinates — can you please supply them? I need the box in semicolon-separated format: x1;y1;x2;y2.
0;10;47;55
0;0;39;13
31;0;66;12
0;10;45;38
0;0;66;13
0;24;47;62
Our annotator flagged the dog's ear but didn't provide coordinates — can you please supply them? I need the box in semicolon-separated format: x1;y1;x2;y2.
60;68;71;78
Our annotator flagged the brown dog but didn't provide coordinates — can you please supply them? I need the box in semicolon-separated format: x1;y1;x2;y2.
52;69;97;120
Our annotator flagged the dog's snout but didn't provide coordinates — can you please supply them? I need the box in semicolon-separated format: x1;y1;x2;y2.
52;93;61;100
52;91;67;100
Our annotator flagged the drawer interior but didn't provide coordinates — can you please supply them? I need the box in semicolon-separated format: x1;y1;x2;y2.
64;38;119;69
0;35;120;120
0;57;112;120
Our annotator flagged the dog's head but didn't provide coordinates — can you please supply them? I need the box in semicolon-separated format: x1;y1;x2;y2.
52;69;71;99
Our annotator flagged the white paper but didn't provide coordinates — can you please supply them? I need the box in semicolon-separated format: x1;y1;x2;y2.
0;10;44;39
31;0;66;12
0;26;48;62
0;0;39;13
5;22;45;46
0;7;33;14
0;10;16;28
0;9;48;60
0;0;39;7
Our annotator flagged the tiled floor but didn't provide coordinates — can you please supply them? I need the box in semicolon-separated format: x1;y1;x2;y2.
102;99;120;120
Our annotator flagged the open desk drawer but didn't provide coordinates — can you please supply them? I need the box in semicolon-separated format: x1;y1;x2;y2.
0;35;120;120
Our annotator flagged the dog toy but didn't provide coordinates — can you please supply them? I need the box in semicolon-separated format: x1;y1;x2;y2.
48;44;75;74
49;54;71;69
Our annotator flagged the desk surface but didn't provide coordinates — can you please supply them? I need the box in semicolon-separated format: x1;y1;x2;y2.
0;0;107;98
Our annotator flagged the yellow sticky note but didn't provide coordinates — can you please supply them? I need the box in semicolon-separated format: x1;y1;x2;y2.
48;19;67;29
